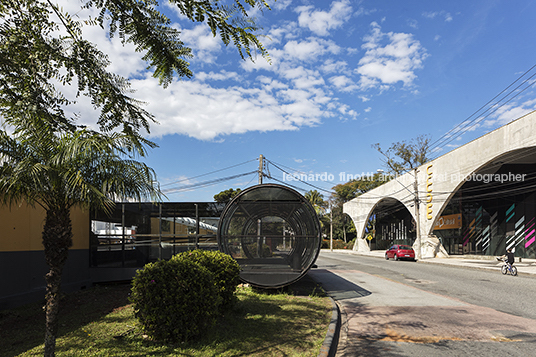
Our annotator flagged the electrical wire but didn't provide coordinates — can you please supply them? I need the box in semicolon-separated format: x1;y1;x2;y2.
264;159;335;194
428;64;536;157
162;171;258;194
160;158;257;187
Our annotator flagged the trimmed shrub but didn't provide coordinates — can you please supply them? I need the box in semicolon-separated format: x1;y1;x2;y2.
172;250;241;312
322;239;353;249
130;258;220;342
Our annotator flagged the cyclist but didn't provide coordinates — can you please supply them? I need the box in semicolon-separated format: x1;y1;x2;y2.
500;248;515;268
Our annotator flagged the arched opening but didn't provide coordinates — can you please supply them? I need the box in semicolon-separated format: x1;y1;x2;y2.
432;147;536;258
365;198;415;251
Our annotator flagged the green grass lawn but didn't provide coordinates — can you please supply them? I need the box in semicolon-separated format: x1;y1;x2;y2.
1;277;331;357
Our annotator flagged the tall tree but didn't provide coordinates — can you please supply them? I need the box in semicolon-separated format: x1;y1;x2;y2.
0;124;160;356
372;134;431;175
0;1;270;356
304;189;326;216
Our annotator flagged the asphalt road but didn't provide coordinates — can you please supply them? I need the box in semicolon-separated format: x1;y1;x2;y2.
309;251;536;357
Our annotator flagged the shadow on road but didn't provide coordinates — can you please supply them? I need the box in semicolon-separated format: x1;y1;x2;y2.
308;269;371;301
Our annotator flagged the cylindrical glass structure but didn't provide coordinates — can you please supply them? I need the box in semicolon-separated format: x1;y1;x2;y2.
217;184;322;288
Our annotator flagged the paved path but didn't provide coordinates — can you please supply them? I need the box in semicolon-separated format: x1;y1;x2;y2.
311;250;536;357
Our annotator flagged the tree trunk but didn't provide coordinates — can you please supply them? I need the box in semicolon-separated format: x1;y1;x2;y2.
42;205;72;357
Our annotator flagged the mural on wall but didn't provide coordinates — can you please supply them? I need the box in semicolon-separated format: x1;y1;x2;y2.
481;212;497;254
462;206;482;253
525;217;535;249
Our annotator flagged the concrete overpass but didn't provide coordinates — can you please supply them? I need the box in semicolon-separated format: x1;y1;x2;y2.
344;110;536;258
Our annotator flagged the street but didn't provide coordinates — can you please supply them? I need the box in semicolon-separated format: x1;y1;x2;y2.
309;251;536;357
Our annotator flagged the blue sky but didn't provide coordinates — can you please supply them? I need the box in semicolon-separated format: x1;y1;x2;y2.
62;0;536;202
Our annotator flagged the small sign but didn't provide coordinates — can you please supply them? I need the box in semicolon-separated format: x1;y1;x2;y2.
434;214;462;230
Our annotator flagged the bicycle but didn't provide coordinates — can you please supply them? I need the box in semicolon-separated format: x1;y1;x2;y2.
499;258;518;276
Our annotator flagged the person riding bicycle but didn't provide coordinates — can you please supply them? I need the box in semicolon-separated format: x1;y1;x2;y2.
501;248;515;267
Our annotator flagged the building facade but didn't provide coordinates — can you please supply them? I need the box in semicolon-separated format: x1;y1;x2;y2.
0;203;90;309
0;201;224;309
344;110;536;259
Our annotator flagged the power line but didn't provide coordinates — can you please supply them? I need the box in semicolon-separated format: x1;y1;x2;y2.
162;171;258;194
429;64;536;157
264;159;335;194
160;158;257;187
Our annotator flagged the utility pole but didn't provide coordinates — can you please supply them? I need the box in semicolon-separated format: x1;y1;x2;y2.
257;154;263;256
258;154;263;184
330;202;333;252
413;168;422;260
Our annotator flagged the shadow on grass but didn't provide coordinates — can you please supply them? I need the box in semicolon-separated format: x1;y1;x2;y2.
3;277;330;357
0;282;131;357
188;289;329;356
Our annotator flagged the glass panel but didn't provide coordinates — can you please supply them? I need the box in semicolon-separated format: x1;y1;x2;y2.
90;202;224;267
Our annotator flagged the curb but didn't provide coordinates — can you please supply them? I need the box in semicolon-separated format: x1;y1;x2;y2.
318;297;340;357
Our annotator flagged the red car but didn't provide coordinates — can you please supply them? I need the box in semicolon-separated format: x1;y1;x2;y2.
385;244;416;261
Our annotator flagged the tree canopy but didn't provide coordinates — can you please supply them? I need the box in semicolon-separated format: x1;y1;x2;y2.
0;123;161;356
0;1;271;356
304;189;327;216
331;173;390;205
214;187;242;203
372;134;431;175
0;0;270;143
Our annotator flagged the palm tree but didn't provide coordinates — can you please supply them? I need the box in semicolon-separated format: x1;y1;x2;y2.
305;190;326;216
0;123;161;356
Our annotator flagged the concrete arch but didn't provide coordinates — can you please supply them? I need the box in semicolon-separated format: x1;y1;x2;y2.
344;110;536;256
353;197;414;252
429;146;536;233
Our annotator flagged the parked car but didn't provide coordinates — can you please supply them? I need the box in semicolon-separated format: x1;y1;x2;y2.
385;244;416;261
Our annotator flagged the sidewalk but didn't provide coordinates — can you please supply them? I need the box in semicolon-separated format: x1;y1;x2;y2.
330;249;536;276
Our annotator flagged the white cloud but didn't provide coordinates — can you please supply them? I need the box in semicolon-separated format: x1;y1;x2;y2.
321;59;349;74
51;0;361;141
257;76;289;91
407;19;418;29
266;22;301;46
280;66;324;88
422;11;453;22
271;0;293;11
195;71;240;82
356;22;428;90
295;0;353;36
486;99;536;127
355;6;378;17
123;76;327;140
178;24;222;63
283;37;341;62
337;104;358;118
329;75;359;92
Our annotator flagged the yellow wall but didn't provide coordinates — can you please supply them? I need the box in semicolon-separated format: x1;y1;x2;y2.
0;203;89;252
